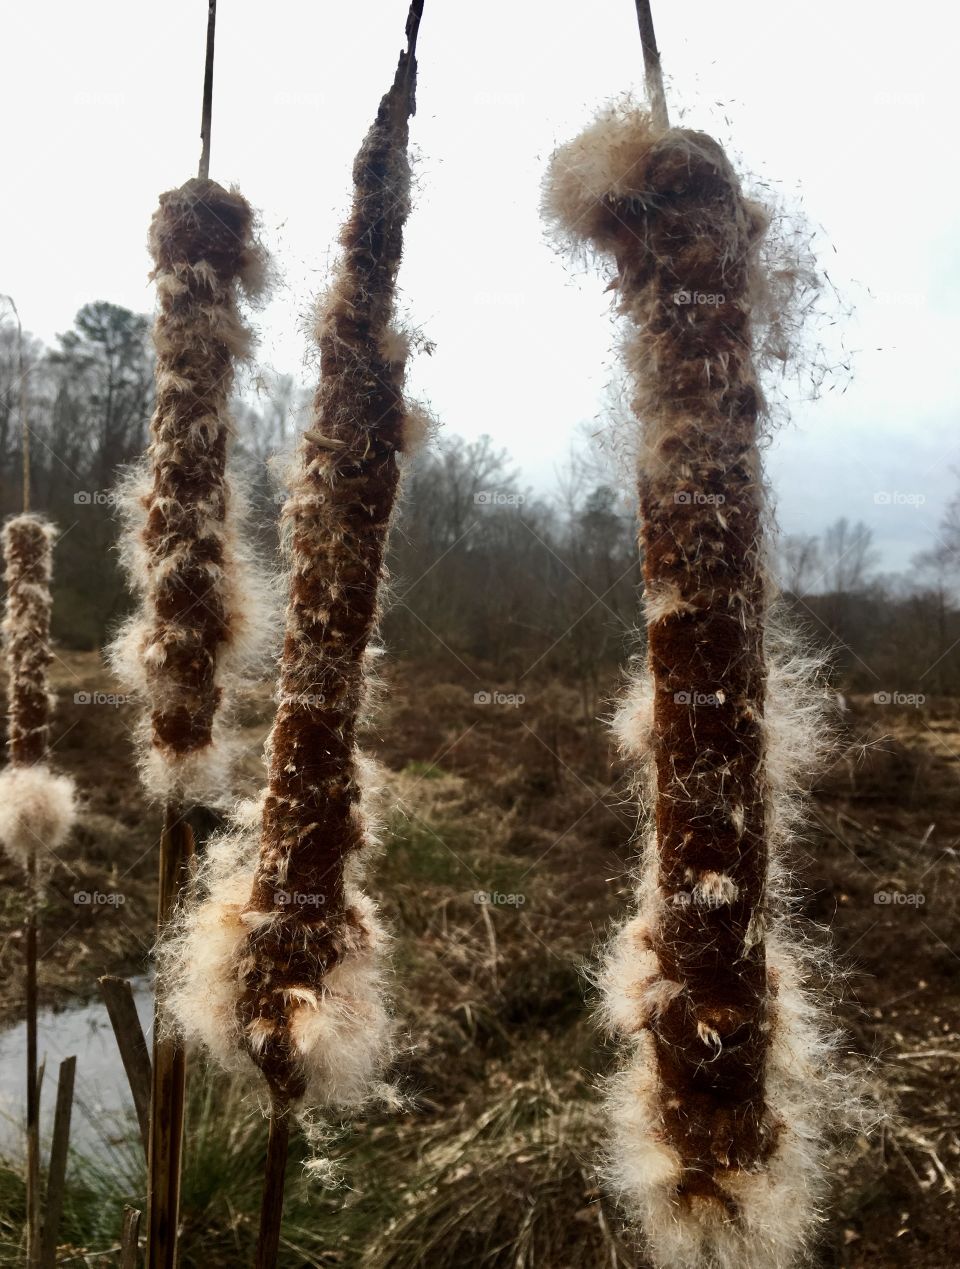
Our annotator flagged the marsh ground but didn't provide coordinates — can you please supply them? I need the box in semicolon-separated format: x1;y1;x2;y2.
0;651;957;1266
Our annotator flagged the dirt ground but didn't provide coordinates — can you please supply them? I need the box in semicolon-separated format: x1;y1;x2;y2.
1;650;958;1267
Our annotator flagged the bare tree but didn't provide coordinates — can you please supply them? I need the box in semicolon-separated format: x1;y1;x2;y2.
821;518;878;594
779;532;821;596
915;477;960;581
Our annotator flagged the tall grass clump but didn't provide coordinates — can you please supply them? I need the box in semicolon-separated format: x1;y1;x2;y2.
543;102;854;1268
364;1077;620;1269
0;1068;339;1267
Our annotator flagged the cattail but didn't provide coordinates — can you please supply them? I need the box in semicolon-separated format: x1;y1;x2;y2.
0;514;76;873
544;104;847;1269
165;22;428;1128
109;176;275;1269
109;178;273;806
0;512;76;1269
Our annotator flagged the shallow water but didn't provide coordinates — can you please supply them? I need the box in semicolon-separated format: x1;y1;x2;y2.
0;978;153;1155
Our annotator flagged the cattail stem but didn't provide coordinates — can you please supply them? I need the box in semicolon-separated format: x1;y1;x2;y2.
254;1103;290;1269
146;806;194;1269
634;0;669;130
198;0;216;180
25;853;39;1269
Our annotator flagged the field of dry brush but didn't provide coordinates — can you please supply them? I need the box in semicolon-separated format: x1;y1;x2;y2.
0;650;957;1267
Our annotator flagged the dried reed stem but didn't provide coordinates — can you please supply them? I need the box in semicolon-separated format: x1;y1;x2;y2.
99;975;152;1155
147;807;194;1269
25;851;39;1269
634;0;669;130
198;0;216;181
254;1101;291;1269
40;1053;76;1269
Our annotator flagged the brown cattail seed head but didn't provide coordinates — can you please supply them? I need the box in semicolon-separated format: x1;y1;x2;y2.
0;514;76;876
545;103;845;1269
164;46;424;1121
233;54;420;1108
110;179;275;805
3;515;55;766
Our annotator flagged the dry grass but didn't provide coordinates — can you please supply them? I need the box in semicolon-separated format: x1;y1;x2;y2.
0;658;958;1264
361;1075;631;1269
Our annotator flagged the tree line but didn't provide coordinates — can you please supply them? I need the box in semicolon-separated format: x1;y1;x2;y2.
1;302;958;699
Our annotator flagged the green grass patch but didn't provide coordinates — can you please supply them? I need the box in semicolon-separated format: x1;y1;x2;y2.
401;760;446;780
384;813;481;889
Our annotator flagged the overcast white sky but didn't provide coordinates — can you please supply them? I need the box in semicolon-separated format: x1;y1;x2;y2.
1;0;957;572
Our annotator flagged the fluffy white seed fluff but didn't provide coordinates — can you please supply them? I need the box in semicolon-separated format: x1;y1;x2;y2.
0;763;76;879
109;468;279;807
603;929;846;1269
597;639;851;1269
163;760;396;1120
611;667;655;765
